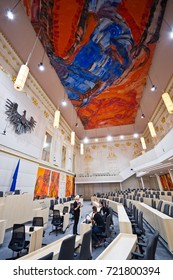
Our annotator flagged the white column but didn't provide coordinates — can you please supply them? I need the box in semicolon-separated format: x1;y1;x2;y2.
140;177;145;190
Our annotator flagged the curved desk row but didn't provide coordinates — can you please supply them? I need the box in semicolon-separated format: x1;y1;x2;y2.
91;197;132;235
19;234;81;260
125;199;173;252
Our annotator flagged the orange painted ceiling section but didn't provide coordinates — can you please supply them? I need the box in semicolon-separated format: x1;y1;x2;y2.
24;0;166;130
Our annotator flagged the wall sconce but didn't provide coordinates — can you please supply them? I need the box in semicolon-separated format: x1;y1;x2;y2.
148;121;157;137
162;92;173;114
148;75;157;92
140;137;147;150
6;0;21;20
80;143;84;155
14;29;41;91
53;109;60;129
71;131;75;146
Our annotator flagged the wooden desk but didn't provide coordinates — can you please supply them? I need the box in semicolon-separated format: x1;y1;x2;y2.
0;220;6;245
80;221;92;241
19;234;81;260
117;205;132;234
62;213;69;233
96;233;137;260
0;194;33;229
25;226;43;254
107;199;120;213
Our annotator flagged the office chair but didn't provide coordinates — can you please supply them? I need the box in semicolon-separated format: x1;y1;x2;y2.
14;189;20;195
8;224;29;258
38;252;54;260
49;210;63;236
49;199;55;216
62;206;69;215
76;229;92;260
157;200;163;211
170;205;173;217
151;199;156;209
131;230;159;260
95;214;112;248
163;204;170;216
32;217;45;235
32;217;46;246
58;235;76;260
0;191;3;197
69;203;74;220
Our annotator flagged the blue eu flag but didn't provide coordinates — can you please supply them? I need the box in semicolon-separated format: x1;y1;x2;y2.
10;159;20;192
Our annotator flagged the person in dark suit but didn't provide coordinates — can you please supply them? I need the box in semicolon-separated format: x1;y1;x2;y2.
99;201;110;219
91;206;105;246
73;195;81;235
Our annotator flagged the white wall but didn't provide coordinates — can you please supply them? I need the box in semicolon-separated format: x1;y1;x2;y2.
0;33;75;197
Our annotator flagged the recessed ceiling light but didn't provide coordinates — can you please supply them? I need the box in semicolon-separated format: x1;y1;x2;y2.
107;135;112;141
133;133;139;138
6;10;15;20
38;62;45;71
83;137;89;144
61;100;67;106
151;85;157;92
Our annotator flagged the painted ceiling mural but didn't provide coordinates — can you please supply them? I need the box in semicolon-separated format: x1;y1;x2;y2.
23;0;167;130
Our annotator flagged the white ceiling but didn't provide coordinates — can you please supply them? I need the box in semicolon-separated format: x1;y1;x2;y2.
0;0;173;140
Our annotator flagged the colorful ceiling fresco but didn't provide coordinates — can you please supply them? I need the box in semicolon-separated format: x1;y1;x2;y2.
24;0;167;130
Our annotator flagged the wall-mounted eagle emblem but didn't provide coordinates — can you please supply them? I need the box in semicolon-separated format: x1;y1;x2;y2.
5;99;37;135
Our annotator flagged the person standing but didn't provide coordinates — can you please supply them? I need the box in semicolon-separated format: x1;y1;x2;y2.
73;195;81;235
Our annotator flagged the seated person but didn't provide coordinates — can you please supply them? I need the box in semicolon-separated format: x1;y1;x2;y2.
91;206;105;246
99;201;110;219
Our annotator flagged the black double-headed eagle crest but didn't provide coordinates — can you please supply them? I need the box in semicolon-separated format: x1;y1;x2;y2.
5;99;37;135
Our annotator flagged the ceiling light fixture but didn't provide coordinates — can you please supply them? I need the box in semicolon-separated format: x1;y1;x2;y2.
140;137;147;150
163;18;173;39
120;135;124;140
38;50;45;71
148;74;157;92
6;0;21;20
61;89;67;106
14;28;41;91
162;92;173;114
53;109;60;129
70;107;75;146
139;105;145;119
38;62;45;71
148;121;157;138
71;131;75;146
80;143;84;155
